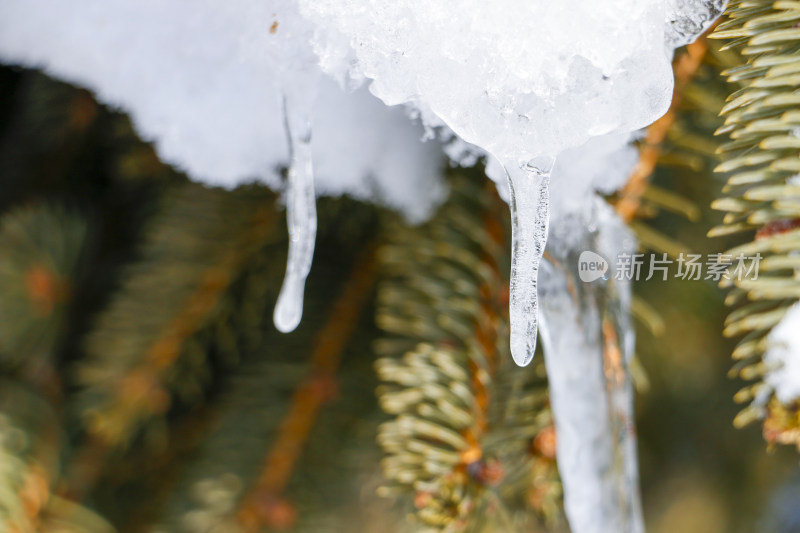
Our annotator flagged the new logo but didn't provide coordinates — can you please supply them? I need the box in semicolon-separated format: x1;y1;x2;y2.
578;251;608;282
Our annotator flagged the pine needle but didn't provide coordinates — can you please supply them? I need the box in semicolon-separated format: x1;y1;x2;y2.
711;0;800;451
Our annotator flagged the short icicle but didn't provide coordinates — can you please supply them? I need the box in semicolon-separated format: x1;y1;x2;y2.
273;94;317;333
504;158;553;367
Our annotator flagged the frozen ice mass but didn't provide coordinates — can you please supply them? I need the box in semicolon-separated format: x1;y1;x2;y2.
299;0;723;366
0;0;720;362
0;1;725;532
540;200;643;533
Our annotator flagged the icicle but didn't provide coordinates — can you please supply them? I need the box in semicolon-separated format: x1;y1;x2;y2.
538;200;644;533
273;94;317;333
503;158;553;367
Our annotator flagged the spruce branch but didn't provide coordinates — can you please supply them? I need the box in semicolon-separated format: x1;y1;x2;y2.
236;245;378;532
710;0;800;451
610;31;743;350
611;35;719;346
0;379;118;533
0;204;87;371
74;184;280;447
375;171;560;532
142;332;305;533
143;199;382;533
0;73;99;210
37;494;115;533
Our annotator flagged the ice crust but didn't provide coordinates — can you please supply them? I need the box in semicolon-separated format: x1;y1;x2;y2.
301;0;682;165
665;0;727;48
296;0;716;364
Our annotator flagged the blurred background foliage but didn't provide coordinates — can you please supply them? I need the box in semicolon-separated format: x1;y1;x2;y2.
0;26;798;533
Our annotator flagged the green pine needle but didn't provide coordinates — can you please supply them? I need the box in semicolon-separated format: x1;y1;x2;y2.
711;0;800;450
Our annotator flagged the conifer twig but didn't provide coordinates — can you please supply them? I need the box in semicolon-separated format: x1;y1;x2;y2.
375;174;560;530
236;245;378;532
709;0;800;451
78;187;278;446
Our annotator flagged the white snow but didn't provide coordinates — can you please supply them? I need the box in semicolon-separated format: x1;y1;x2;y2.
0;0;721;357
551;133;640;216
0;0;446;222
296;0;712;365
0;0;446;334
764;303;800;404
299;0;677;165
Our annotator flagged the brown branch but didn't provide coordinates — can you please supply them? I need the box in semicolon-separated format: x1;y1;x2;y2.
92;202;277;445
236;244;378;532
64;200;277;500
460;182;508;467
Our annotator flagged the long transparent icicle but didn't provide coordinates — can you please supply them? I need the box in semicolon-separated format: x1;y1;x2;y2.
504;159;552;367
273;95;317;333
538;202;643;533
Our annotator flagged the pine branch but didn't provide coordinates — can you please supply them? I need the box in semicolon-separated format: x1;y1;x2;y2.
138;329;305;533
74;184;280;447
0;204;87;371
236;245;378;532
140;199;382;533
709;0;800;451
37;494;115;533
0;378;119;533
375;171;560;532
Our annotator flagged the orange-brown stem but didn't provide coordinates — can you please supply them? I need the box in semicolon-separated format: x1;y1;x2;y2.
236;245;378;532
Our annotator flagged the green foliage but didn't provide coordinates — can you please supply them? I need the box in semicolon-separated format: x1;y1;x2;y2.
710;0;800;450
0;380;59;532
0;204;87;370
74;183;281;446
375;172;560;532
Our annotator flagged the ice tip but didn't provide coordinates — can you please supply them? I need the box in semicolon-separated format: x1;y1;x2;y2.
510;334;536;367
512;353;534;367
273;304;301;333
273;281;305;333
